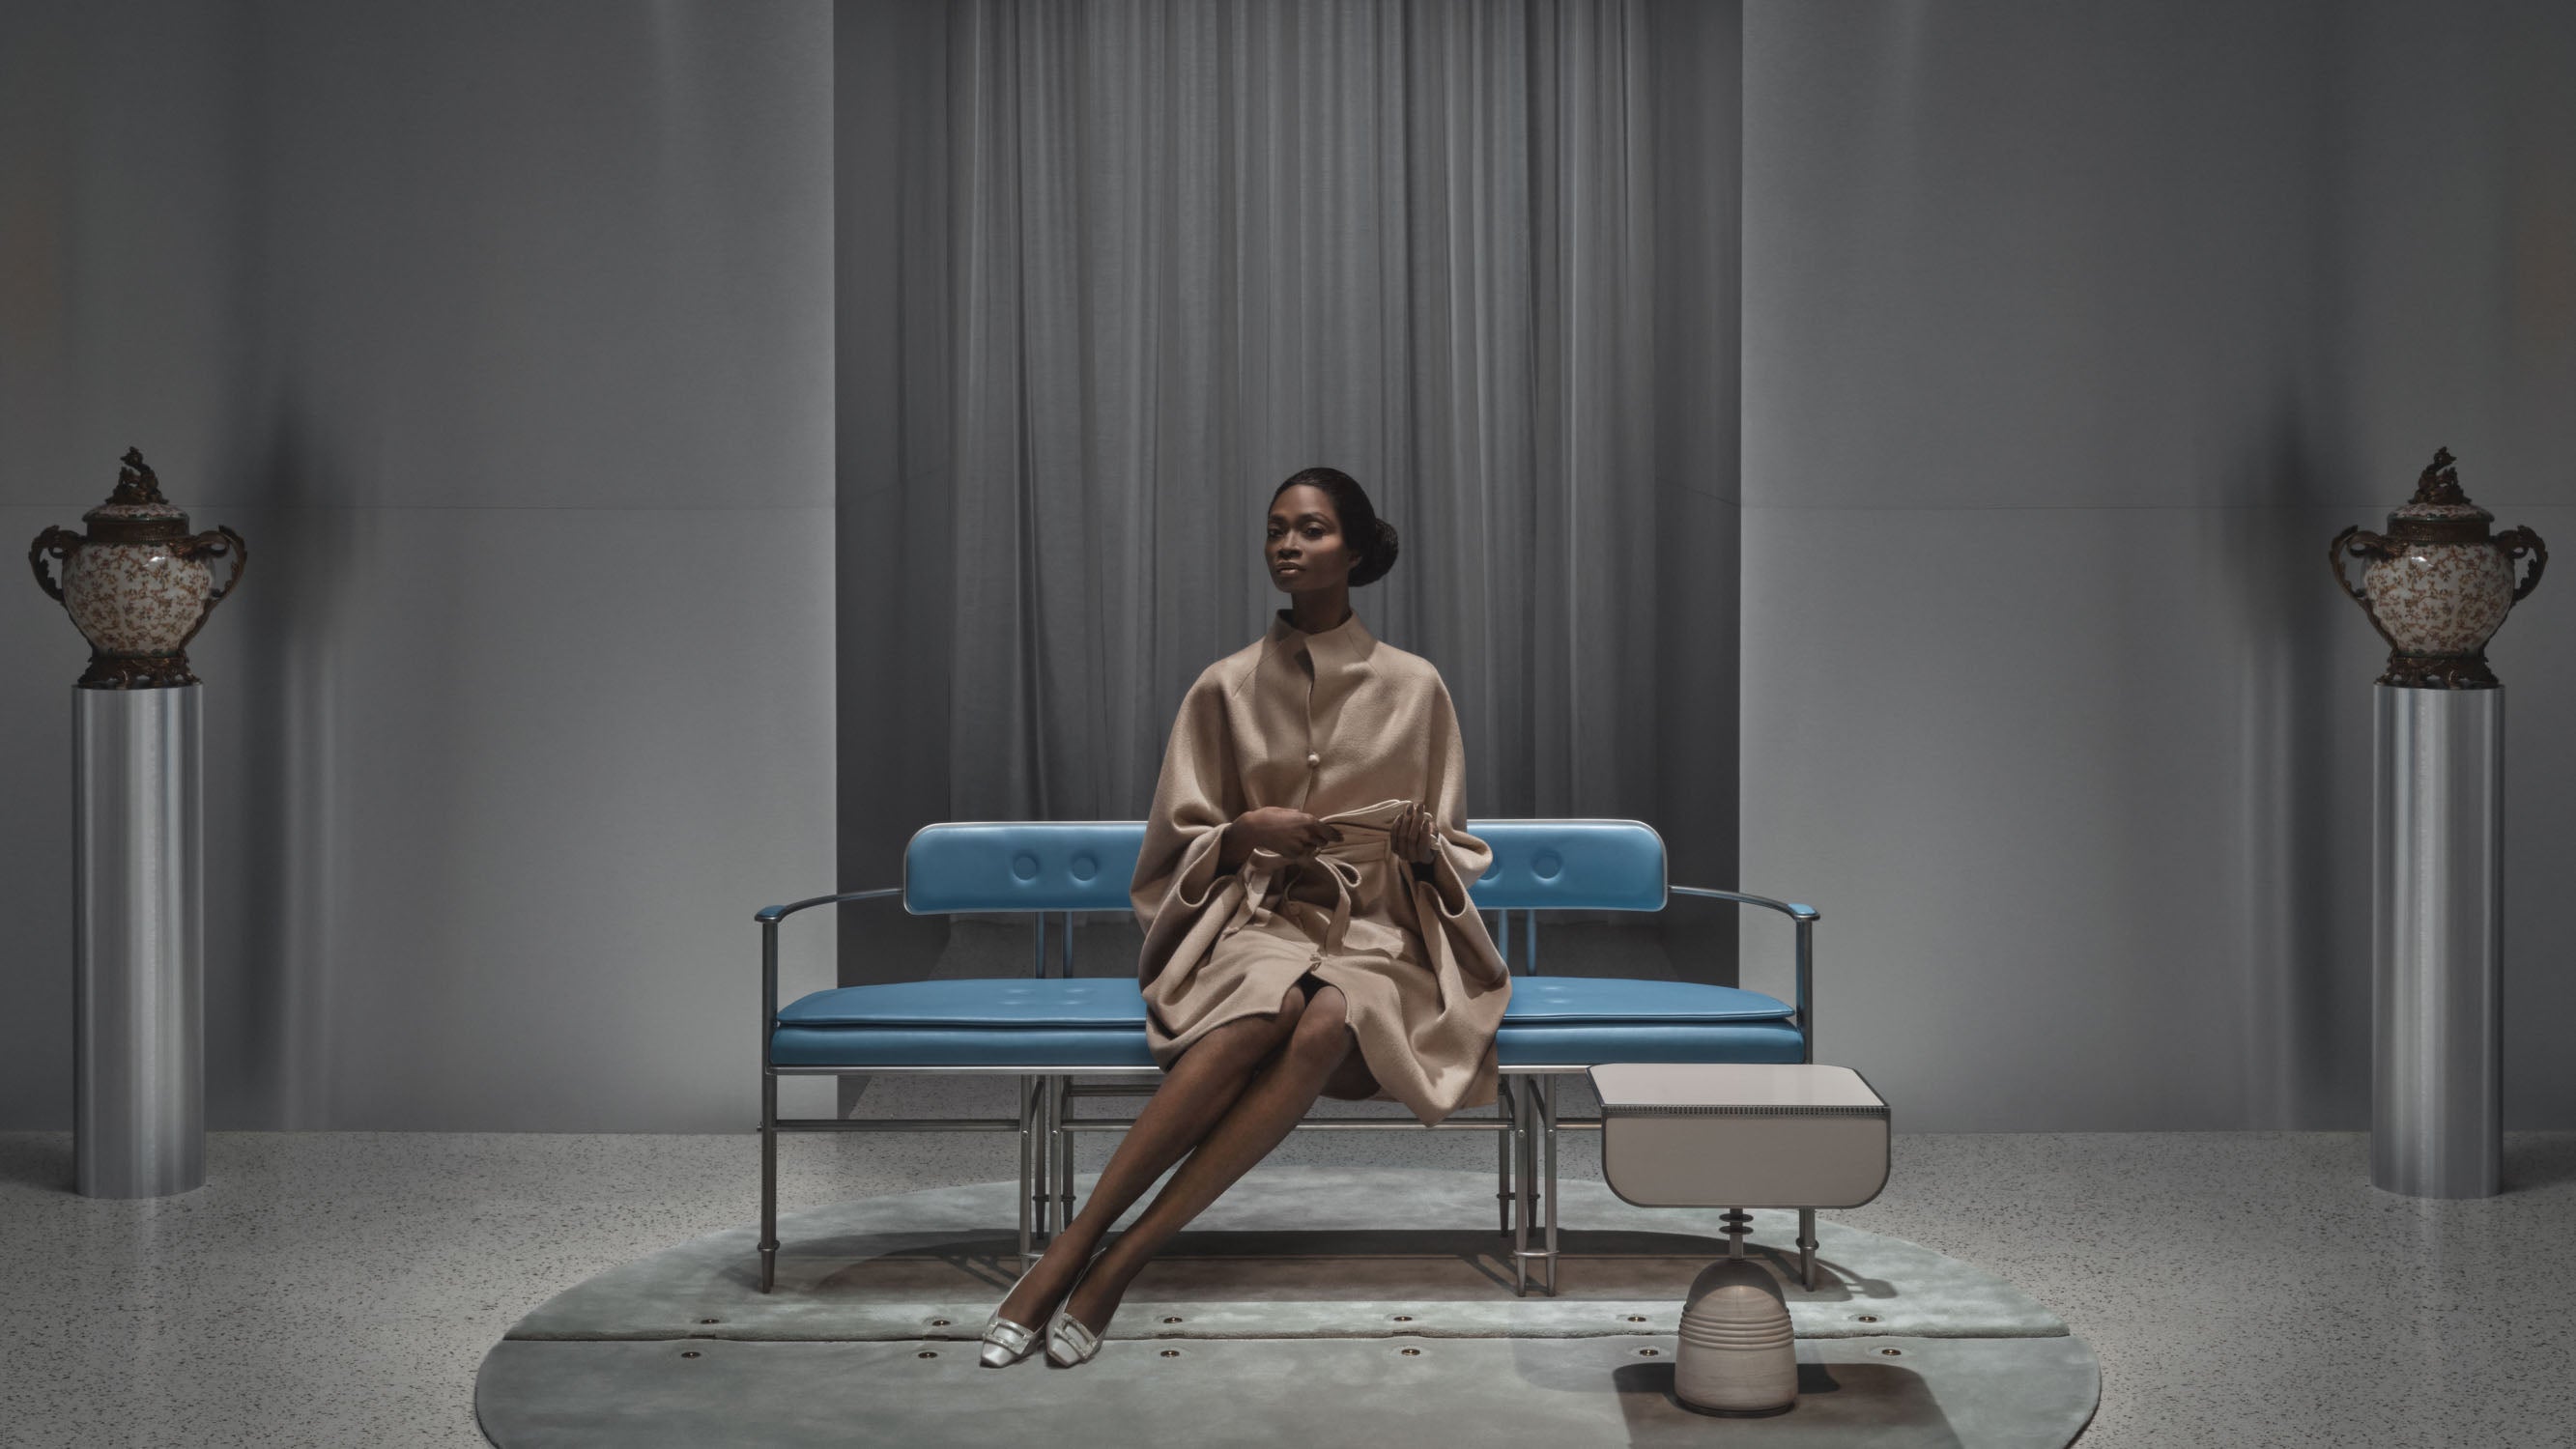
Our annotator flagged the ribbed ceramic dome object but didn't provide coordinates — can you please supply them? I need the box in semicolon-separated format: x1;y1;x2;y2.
1674;1256;1797;1417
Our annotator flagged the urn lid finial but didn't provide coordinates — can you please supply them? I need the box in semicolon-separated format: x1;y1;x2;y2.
81;447;189;533
2390;446;2492;527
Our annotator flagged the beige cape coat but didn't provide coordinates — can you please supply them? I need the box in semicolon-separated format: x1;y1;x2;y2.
1129;608;1511;1125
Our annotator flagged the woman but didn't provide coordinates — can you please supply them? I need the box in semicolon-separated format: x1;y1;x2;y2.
980;466;1512;1369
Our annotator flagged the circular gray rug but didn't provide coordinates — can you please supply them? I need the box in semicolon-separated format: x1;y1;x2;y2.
476;1166;2097;1446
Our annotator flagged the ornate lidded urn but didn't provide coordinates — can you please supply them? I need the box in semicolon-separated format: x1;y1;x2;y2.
28;449;247;689
2330;449;2545;689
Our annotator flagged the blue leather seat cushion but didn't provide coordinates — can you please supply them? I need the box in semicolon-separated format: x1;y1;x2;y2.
777;975;1791;1029
777;977;1148;1029
771;1025;1159;1068
1494;1021;1806;1065
769;1020;1807;1068
1503;977;1792;1023
769;976;1802;1068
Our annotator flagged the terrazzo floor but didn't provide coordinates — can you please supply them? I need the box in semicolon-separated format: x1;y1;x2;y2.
4;1089;2571;1448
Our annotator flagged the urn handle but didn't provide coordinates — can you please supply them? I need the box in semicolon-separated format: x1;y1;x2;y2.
2329;526;2398;648
2498;526;2548;603
174;526;248;648
27;526;80;604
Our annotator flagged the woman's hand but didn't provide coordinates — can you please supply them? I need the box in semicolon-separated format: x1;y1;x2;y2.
1389;801;1439;865
1230;806;1340;861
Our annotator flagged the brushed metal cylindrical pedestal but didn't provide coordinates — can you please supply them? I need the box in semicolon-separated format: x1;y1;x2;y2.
2372;684;2503;1199
73;685;205;1199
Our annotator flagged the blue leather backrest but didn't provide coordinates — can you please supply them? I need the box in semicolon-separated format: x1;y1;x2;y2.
1466;819;1666;912
904;822;1146;913
903;816;1667;914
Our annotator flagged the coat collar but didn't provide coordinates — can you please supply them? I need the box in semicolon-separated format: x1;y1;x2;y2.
1265;607;1377;673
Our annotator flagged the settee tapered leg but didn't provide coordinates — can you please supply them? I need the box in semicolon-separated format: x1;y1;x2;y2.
758;1074;778;1294
1510;1078;1536;1296
1052;1075;1074;1230
1542;1074;1560;1297
1032;1075;1055;1239
1496;1081;1516;1233
1016;1076;1037;1267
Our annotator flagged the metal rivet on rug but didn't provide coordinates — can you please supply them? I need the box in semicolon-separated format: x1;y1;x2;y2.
680;1351;700;1359
1636;1348;1661;1357
699;1318;720;1324
1391;1314;1413;1321
918;1350;937;1359
1855;1315;1879;1322
1622;1314;1646;1322
1159;1349;1181;1357
928;1319;951;1327
1400;1348;1422;1357
1879;1348;1903;1357
1160;1316;1183;1323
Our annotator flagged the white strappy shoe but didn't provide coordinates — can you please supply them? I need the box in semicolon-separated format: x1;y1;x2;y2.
980;1255;1054;1368
1045;1249;1111;1368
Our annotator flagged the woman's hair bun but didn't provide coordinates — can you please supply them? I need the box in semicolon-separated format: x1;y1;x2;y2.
1352;517;1400;587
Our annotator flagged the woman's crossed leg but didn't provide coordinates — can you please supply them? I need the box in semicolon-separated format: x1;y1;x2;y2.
992;979;1313;1330
1056;977;1369;1337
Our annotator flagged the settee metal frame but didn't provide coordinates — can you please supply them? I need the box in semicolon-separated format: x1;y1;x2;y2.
754;824;1819;1297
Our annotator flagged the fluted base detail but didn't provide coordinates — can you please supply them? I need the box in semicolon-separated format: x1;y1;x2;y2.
1674;1258;1797;1416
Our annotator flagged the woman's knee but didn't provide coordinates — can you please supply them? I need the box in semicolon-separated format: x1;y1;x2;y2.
1184;988;1300;1067
1284;984;1351;1066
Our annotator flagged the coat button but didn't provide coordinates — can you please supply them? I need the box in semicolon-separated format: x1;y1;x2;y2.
1306;752;1320;768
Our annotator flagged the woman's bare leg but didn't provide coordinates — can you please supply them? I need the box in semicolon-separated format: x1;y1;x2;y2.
993;983;1308;1327
1059;982;1359;1334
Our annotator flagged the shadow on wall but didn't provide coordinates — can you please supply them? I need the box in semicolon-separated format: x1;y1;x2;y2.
204;406;495;1130
2206;404;2376;1130
213;409;350;1128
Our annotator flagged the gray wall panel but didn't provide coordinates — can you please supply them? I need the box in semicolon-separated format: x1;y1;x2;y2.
1743;1;2336;513
0;0;253;511
1646;0;1742;986
1744;1;2576;1129
2;1;837;1131
835;0;956;1007
236;0;834;514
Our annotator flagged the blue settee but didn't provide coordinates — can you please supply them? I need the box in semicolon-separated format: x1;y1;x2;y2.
755;819;1819;1296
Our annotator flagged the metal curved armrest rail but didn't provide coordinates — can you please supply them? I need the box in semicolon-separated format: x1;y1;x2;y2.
756;886;902;925
757;886;902;1035
1668;884;1820;1064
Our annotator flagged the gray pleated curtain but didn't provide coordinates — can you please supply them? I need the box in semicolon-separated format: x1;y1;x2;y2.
850;0;1732;841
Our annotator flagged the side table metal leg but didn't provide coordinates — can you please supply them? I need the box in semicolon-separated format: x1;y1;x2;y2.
1797;1208;1818;1291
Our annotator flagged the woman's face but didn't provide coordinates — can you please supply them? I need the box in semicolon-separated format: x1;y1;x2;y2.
1266;484;1352;595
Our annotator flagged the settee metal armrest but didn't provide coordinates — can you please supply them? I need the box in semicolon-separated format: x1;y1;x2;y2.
1668;883;1820;1064
1666;884;1818;923
757;887;902;1050
756;886;902;924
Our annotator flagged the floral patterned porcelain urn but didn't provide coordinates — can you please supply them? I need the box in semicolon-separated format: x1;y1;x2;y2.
27;449;247;689
2331;449;2545;689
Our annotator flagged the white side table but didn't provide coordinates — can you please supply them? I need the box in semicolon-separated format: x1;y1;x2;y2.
1590;1063;1890;1416
1591;1063;1890;1279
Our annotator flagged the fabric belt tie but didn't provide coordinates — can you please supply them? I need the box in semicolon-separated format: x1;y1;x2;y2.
1224;798;1438;962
